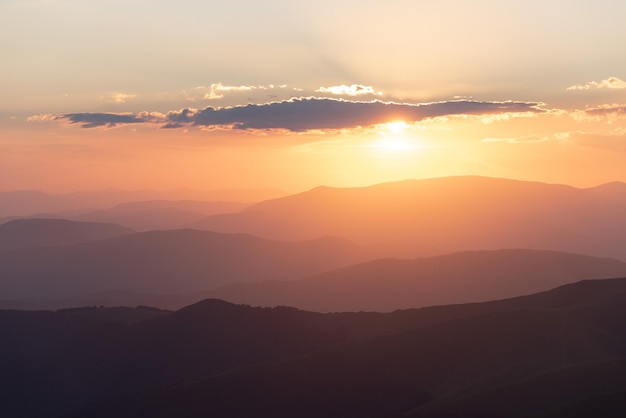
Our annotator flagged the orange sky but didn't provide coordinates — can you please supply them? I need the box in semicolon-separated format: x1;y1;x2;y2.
1;0;625;192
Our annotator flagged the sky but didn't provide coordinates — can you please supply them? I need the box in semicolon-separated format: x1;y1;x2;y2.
2;0;626;193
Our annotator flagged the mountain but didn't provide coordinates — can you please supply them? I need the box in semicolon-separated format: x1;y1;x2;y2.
10;249;623;312
70;200;250;230
190;176;626;260
0;188;285;218
0;301;352;418
62;277;626;418
0;218;133;252
207;249;626;312
0;229;366;299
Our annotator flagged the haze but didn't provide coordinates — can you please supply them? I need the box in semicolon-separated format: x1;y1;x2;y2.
2;2;626;417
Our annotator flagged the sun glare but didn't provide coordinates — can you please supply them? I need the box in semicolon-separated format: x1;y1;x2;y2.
385;121;408;133
371;120;422;151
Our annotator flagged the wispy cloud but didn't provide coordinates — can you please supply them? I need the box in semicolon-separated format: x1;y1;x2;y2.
109;92;136;104
37;98;545;132
316;84;382;96
567;77;626;90
26;113;58;122
481;135;549;144
187;83;289;101
571;104;626;121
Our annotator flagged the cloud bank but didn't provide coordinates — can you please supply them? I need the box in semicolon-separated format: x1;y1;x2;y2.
41;98;545;131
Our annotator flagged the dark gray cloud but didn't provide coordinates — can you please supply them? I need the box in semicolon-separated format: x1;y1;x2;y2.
192;98;544;131
62;112;148;128
56;98;545;131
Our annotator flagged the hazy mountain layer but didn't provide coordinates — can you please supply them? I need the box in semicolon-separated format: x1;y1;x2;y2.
208;249;626;312
0;218;134;252
191;176;626;260
0;188;285;218
0;229;365;299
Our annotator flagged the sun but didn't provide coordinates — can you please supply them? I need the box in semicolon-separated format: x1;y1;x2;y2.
371;121;420;151
385;121;408;133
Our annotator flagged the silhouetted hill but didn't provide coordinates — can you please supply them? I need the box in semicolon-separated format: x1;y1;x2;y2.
190;176;626;260
0;301;352;418
535;389;626;418
0;229;366;299
0;218;133;252
412;359;626;417
61;277;626;418
208;249;626;312
0;289;196;311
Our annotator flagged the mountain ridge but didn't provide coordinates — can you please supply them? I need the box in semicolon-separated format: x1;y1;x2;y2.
189;176;626;260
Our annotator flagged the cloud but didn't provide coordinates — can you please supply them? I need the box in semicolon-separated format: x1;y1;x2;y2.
26;113;58;122
60;112;152;128
110;92;136;104
161;108;198;128
42;98;545;131
481;135;548;144
316;84;382;96
571;104;626;121
584;104;626;116
190;98;545;131
567;77;626;90
187;83;287;101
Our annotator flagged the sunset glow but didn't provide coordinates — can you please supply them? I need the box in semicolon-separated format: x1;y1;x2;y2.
2;3;626;416
1;0;625;192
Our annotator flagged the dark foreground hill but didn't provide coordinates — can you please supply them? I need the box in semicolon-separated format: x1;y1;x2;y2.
191;176;626;260
0;218;134;252
2;277;626;418
0;229;366;299
208;249;626;312
63;278;626;418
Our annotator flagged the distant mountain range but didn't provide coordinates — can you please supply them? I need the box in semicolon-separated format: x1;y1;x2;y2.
0;200;252;231
0;218;134;252
2;277;625;418
0;187;286;218
4;249;624;312
67;200;251;230
190;176;626;260
0;229;365;299
208;249;626;312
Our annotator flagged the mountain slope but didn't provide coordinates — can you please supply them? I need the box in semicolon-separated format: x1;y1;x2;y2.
0;229;366;299
0;301;347;418
191;176;626;260
63;277;626;418
1;277;625;418
208;249;626;312
0;218;134;252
